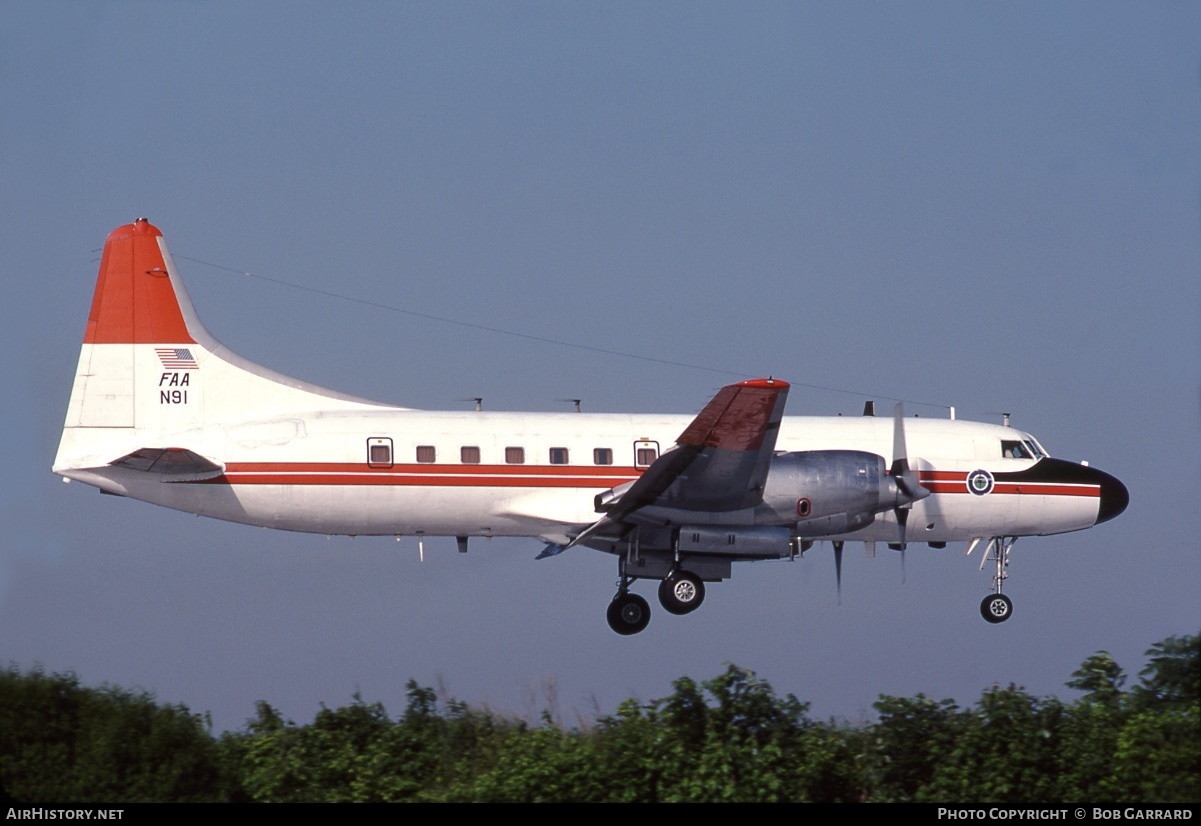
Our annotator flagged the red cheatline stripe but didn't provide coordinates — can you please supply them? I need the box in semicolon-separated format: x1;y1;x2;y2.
205;462;1101;496
923;481;1099;497
215;462;641;488
992;482;1099;497
219;474;631;488
921;482;962;493
225;462;639;477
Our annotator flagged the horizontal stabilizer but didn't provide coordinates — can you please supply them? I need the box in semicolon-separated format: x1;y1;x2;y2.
535;543;566;559
109;447;225;482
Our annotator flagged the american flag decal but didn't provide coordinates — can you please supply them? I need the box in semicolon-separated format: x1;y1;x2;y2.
155;347;199;369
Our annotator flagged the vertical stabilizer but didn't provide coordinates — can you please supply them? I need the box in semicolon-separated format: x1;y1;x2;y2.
55;219;391;475
67;219;193;430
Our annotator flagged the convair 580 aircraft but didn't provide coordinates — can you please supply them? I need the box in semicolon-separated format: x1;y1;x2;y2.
54;219;1128;634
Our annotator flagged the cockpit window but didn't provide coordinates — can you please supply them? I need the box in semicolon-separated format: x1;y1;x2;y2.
1022;435;1048;458
1001;439;1033;459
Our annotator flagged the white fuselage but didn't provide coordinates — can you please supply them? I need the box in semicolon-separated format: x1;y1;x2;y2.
58;404;1099;545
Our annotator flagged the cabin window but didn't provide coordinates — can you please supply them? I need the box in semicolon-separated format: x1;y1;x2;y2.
549;447;569;465
367;438;393;468
505;446;525;464
461;446;481;464
369;444;391;465
416;445;436;463
635;442;660;467
593;448;613;465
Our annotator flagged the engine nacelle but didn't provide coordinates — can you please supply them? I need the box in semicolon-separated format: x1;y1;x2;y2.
760;450;892;536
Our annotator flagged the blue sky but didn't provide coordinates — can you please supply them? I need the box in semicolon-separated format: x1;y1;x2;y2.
1;1;1198;731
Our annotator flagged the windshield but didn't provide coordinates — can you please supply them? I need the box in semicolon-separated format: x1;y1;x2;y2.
1001;439;1032;459
1002;436;1047;459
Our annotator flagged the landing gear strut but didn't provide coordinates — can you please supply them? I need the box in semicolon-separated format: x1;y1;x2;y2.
658;569;705;615
975;536;1016;623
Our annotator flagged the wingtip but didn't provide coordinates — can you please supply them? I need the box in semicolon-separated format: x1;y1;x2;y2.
678;377;791;450
737;377;790;389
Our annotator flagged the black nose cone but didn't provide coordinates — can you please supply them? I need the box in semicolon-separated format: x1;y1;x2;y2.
1007;458;1129;526
1096;469;1129;524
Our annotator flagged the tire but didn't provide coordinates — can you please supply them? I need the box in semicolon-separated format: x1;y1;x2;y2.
980;593;1013;624
607;593;651;635
658;571;706;616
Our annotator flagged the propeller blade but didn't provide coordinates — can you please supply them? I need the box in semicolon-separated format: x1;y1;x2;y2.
886;533;909;583
889;403;930;555
833;540;844;605
890;403;930;499
891;402;908;478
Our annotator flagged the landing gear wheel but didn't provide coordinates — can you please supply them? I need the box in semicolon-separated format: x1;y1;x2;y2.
607;593;651;635
658;571;706;615
980;593;1013;624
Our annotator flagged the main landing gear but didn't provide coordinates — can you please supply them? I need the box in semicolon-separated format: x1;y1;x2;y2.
974;536;1017;624
658;569;705;615
606;564;707;635
607;592;651;636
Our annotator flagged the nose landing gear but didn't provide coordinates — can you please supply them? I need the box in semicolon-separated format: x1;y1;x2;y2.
972;536;1017;623
980;592;1013;623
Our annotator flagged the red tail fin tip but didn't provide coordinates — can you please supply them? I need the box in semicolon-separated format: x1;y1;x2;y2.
84;218;194;345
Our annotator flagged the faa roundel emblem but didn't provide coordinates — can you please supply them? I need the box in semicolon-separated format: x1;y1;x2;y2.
966;469;994;496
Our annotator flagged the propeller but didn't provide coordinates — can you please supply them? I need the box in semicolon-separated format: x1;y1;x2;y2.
889;403;931;555
829;407;928;600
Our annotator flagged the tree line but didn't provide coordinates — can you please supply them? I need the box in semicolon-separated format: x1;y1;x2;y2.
1;633;1196;803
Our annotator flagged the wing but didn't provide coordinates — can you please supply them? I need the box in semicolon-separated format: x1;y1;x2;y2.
544;378;789;555
605;378;789;519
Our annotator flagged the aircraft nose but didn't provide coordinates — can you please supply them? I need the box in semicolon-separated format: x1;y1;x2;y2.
1095;468;1129;525
1033;458;1129;526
